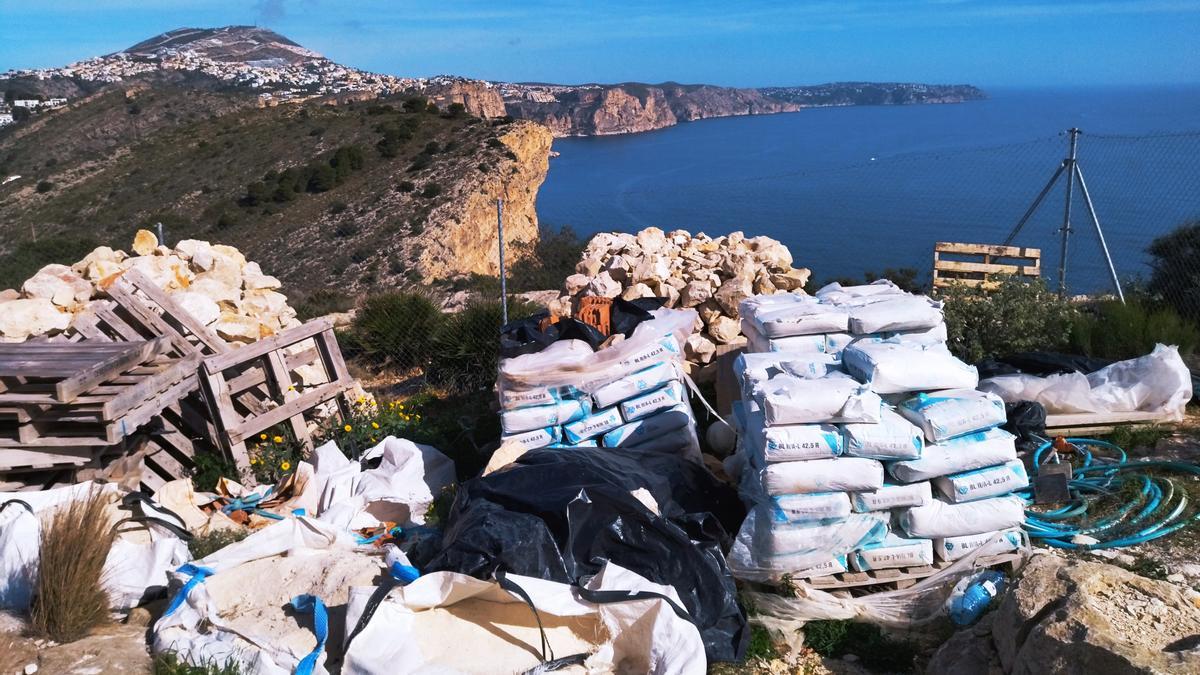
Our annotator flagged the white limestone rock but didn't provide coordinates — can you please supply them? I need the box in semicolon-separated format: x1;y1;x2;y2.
0;298;70;340
22;264;92;307
684;333;717;364
172;291;221;326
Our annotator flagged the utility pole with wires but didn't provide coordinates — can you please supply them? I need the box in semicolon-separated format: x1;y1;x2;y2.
1005;128;1125;303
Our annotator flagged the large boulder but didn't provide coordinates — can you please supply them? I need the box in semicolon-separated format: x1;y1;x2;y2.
0;298;71;339
22;264;92;307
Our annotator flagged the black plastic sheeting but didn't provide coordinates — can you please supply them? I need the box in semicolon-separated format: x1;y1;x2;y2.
498;298;668;358
1003;401;1048;455
414;447;750;663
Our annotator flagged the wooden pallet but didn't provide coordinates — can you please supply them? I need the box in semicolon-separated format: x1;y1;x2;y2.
1044;411;1176;437
797;551;1026;592
0;339;169;403
932;242;1041;291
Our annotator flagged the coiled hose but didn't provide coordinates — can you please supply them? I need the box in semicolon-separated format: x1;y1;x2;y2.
1021;437;1200;550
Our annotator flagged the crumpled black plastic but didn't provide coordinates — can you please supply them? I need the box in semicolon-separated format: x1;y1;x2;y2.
976;351;1114;379
1003;400;1048;456
415;447;749;663
610;296;666;337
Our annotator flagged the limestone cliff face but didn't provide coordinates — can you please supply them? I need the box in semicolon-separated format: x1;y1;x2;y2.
424;80;507;119
413;121;552;279
589;88;679;136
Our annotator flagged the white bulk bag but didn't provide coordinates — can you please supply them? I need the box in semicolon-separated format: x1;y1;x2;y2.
760;457;884;495
756;371;882;425
899;495;1026;539
851;481;932;513
849;535;935;572
887;428;1018;483
897;389;1007;442
842;407;923;460
933;459;1029;503
842;340;978;394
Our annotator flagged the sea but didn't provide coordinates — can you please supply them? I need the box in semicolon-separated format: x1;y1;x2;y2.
537;86;1200;293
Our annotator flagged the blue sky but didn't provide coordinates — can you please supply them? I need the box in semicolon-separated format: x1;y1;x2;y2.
1;1;1197;87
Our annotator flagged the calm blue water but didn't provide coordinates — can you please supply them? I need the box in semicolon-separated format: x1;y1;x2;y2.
537;86;1200;292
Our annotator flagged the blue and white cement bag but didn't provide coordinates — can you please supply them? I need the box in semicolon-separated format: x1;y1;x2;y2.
842;407;923;460
760;512;890;558
934;459;1029;503
500;398;589;435
897;389;1007;443
851;323;948;348
760;457;884;495
815;280;904;305
744;296;850;338
619;381;687;422
591;361;678;409
735;351;838;399
849;535;935;572
845;295;944;335
498;384;578;412
500;426;561;451
851;481;932;513
756;371;882;425
768;492;853;523
793;555;849;579
602;405;691;447
748;414;843;462
899;495;1026;539
842;340;978;394
934;528;1025;562
562;406;625;444
887;428;1018;483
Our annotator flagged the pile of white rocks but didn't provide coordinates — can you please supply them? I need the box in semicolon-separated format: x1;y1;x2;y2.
0;229;301;343
556;227;811;364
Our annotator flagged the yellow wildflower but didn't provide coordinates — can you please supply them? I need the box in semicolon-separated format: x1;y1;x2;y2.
273;435;284;444
370;437;377;443
280;460;291;471
371;421;379;429
344;424;353;432
249;457;258;465
259;433;267;441
398;404;405;411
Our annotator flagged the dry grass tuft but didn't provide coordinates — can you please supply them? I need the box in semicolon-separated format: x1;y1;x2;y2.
30;488;116;642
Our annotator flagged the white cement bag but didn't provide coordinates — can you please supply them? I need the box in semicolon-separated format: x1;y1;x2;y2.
619;380;686;422
899;495;1026;539
500;426;561;451
341;562;706;675
498;383;580;412
500;398;589;434
749;301;850;338
768;492;853;523
735;351;838;399
602;405;691;447
591;360;678;409
850;535;935;572
757;371;882;425
897;389;1007;442
761;457;884;495
852;322;948;347
741;318;829;355
846;295;944;334
851;481;932;513
934;528;1025;562
794;555;849;579
747;413;843;462
842;407;923;460
934;459;1029;503
727;509;888;581
887;428;1018;483
815;280;904;304
843;340;978;394
562;406;624;444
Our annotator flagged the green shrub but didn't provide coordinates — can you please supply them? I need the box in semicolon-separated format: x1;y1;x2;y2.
1071;298;1198;360
36;180;54;193
0;235;100;290
351;291;443;368
1146;221;1200;323
421;182;442;198
190;451;237;492
426;298;537;393
803;620;919;672
942;276;1077;363
188;528;250;560
295;288;354;320
153;651;244;675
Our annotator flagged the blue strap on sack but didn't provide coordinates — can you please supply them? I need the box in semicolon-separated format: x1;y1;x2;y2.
389;560;421;584
290;594;329;675
163;564;214;617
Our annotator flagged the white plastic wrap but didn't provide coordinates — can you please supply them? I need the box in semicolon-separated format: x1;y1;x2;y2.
842;407;923;460
735;351;839;398
897;389;1007;442
760;457;884;495
500;426;561;451
743;295;850;337
793;555;849;579
562;406;624;444
756;371;882;425
767;492;853;523
846;295;944;335
849;535;935;572
887;428;1018;483
728;508;889;580
851;481;933;513
499;398;588;435
978;344;1193;421
851;323;948;347
934;527;1025;562
602;405;691;447
933;459;1029;503
899;495;1026;539
591;360;678;409
814;280;904;305
619;380;686;422
842;340;978;394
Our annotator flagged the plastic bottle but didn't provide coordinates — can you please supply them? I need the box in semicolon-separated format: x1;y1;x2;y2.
947;570;1007;626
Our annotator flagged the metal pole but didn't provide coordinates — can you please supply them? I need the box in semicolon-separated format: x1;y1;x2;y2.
1057;128;1080;296
1074;162;1125;304
156;221;165;247
497;197;508;324
1005;163;1066;246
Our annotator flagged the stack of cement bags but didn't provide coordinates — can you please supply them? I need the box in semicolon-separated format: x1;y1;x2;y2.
728;281;1027;581
497;309;702;457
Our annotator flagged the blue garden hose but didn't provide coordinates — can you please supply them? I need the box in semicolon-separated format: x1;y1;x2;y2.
1021;437;1200;550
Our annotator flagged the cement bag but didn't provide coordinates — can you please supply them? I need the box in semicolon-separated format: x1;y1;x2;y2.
741;318;834;355
619;380;686;422
745;297;849;338
933;459;1029;503
602;405;691;447
760;457;884;495
897;389;1007;442
934;527;1025;562
500;425;561;451
563;406;624;444
745;409;843;462
500;397;588;434
592;360;679;408
767;492;853;523
794;555;849;579
851;481;932;513
842;407;923;460
888;428;1018;483
757;371;882;425
843;340;978;394
727;509;888;581
735;351;838;399
846;295;944;335
849;535;934;572
498;382;580;412
814;280;904;305
852;322;948;347
899;495;1026;539
341;562;706;675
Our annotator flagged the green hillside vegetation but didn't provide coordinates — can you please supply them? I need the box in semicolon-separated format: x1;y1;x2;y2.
0;88;520;294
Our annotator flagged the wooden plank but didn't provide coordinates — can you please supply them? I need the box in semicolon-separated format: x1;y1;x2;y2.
933;277;1000;289
935;242;1041;258
101;353;200;420
266;350;310;451
117;269;229;355
201;370;253;471
92;301;156;344
0;446;95;469
224;347;318;395
104;281;198;356
226;379;350;445
316;329;353;422
203;319;332;374
56;338;168;402
934;260;1040;276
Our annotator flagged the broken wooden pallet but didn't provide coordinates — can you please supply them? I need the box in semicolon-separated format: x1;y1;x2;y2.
0;338;169;403
798;551;1026;592
1045;411;1176;437
932;242;1041;291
